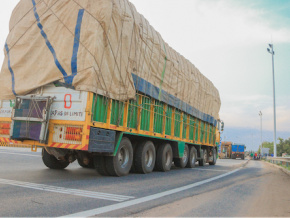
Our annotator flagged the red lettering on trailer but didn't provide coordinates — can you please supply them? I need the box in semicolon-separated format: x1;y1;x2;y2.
64;94;72;109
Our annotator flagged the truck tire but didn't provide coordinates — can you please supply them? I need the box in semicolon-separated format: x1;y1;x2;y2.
105;137;133;177
174;144;189;168
209;148;217;165
186;146;197;168
77;157;94;169
199;149;207;166
155;143;173;172
94;156;109;176
42;148;69;170
134;141;156;174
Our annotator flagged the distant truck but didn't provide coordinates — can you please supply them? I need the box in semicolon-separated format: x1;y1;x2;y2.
231;144;245;160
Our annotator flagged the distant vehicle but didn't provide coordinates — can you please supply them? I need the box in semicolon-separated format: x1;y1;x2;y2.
231;144;245;160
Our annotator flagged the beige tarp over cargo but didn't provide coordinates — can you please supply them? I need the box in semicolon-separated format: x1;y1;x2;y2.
0;0;221;122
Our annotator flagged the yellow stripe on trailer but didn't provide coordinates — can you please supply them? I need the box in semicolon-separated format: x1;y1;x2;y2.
0;137;38;151
0;141;31;148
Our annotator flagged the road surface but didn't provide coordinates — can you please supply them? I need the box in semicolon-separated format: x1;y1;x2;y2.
0;147;289;217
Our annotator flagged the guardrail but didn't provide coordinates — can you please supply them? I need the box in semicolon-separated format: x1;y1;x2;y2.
266;157;290;168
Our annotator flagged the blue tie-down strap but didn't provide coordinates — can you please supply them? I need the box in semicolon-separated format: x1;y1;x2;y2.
5;43;16;96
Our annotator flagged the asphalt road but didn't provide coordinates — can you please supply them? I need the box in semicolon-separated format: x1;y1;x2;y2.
0;147;289;217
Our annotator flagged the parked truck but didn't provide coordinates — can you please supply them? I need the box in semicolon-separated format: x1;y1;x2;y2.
231;144;245;160
0;0;223;176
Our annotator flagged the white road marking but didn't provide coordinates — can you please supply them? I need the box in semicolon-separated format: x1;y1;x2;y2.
0;178;134;202
61;168;242;217
192;168;229;172
0;151;40;157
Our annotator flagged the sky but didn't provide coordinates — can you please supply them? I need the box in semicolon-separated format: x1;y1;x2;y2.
0;0;289;150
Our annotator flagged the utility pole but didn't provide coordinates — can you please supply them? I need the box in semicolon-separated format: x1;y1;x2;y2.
267;44;277;157
259;111;263;155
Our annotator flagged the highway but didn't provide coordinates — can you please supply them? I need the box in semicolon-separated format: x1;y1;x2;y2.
0;147;289;217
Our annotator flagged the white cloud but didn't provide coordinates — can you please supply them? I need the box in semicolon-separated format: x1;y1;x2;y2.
220;94;290;131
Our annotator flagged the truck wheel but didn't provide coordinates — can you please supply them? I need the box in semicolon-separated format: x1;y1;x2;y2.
77;157;94;169
105;137;133;177
186;146;197;168
42;148;69;169
134;141;156;174
199;149;207;166
174;144;189;168
155;143;173;172
209;149;217;165
94;156;109;176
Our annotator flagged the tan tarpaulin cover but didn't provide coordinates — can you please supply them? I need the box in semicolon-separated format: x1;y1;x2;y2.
0;0;221;121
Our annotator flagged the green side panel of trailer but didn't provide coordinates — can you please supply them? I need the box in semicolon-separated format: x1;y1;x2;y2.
110;100;124;126
200;121;204;142
92;94;216;147
153;100;164;134
209;125;213;144
140;96;151;131
93;95;109;123
182;114;187;139
189;116;195;140
195;119;199;141
165;106;173;135
205;123;208;143
174;110;181;137
127;96;139;129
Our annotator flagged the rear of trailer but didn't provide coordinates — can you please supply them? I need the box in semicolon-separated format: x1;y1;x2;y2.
231;144;245;160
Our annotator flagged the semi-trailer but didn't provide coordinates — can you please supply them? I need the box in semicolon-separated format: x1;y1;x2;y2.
0;0;223;176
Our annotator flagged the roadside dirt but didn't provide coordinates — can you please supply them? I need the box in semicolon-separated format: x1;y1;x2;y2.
133;161;290;217
245;162;290;217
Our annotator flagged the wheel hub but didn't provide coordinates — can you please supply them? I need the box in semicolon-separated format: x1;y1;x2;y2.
118;147;129;168
145;149;153;167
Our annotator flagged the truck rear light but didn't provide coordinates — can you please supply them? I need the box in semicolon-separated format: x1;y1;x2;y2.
0;123;10;129
65;127;82;141
66;127;82;134
65;134;82;141
0;129;10;135
0;122;11;136
53;125;83;144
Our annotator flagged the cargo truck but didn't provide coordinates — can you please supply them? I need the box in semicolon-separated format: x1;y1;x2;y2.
0;0;223;176
231;144;245;160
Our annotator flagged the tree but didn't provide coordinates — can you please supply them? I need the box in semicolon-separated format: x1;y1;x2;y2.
257;138;290;156
277;137;290;156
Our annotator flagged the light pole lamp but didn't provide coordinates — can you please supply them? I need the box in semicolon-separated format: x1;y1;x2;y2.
267;44;277;157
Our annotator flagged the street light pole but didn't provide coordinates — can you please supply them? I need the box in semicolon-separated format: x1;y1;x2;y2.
267;44;277;157
259;111;263;155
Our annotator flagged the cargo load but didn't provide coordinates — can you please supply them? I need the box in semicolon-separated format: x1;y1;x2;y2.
0;0;220;124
